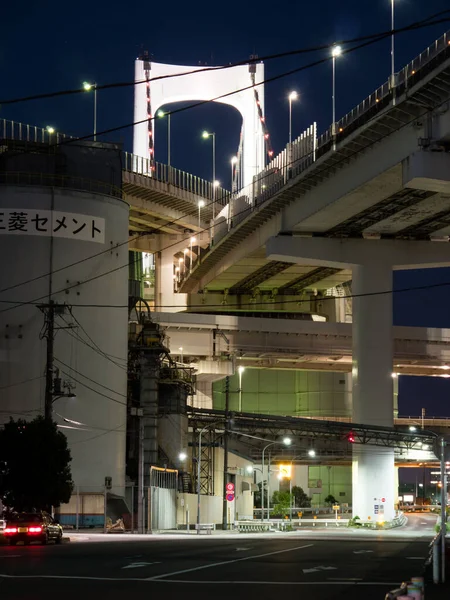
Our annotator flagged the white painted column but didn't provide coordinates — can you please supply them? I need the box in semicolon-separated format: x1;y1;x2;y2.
154;246;187;313
194;380;214;409
352;262;395;522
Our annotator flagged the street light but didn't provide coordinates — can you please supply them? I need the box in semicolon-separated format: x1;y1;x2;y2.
157;110;171;167
198;199;205;231
230;156;238;192
288;91;298;145
196;420;224;534
238;365;245;412
190;237;196;272
331;45;342;143
391;0;395;88
83;81;98;141
179;452;187;461
262;437;291;520
202;131;216;226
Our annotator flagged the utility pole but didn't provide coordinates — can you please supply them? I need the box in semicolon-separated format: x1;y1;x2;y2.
222;376;230;531
38;301;70;419
44;301;55;420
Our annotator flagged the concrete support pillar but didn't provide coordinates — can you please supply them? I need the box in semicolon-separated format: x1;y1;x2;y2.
352;263;393;426
194;380;214;410
154;244;187;313
352;262;395;522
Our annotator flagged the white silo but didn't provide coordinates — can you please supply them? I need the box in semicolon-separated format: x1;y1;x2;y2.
0;138;129;497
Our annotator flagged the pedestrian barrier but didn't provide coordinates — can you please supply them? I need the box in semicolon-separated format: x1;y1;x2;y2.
195;523;215;535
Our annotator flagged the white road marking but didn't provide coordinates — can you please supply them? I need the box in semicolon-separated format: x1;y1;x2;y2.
406;557;426;560
329;578;363;581
0;574;401;585
148;544;314;580
353;550;373;554
236;548;252;552
303;566;337;574
122;562;160;570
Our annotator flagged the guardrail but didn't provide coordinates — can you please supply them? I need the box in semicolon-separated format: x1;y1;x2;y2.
0;171;123;199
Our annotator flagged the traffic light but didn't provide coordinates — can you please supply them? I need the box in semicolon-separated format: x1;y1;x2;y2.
347;432;355;443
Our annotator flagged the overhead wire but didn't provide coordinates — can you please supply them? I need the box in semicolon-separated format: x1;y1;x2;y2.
56;364;127;407
54;357;128;398
0;14;448;317
1;11;449;106
3;78;450;314
0;13;448;303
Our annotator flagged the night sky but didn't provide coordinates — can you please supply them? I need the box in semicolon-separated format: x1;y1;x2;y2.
3;0;450;416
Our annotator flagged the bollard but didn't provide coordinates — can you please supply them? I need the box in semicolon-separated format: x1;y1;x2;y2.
406;585;421;600
410;577;424;599
433;536;440;584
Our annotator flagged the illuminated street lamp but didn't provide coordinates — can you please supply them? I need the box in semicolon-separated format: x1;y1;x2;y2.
230;156;238;191
391;0;395;87
198;199;205;231
331;45;342;141
288;91;298;145
83;81;98;141
262;437;292;520
238;365;245;412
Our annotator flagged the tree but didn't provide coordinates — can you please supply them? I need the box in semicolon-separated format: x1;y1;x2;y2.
292;486;311;508
271;490;291;518
324;494;337;506
0;416;73;512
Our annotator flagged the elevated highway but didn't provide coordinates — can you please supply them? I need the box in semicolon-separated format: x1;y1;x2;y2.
154;311;450;376
176;29;450;300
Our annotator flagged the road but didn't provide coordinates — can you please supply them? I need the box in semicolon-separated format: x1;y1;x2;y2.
0;513;436;600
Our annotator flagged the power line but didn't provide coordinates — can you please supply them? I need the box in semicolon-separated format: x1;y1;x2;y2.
58;318;128;371
57;365;127;407
0;15;447;301
0;18;448;313
47;16;450;148
1;12;448;106
55;357;128;399
66;308;128;365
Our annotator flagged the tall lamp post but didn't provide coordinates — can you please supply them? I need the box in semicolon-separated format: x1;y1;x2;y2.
83;82;98;141
284;450;316;522
262;437;291;521
288;91;298;146
157;110;171;167
246;466;264;519
230;156;238;192
331;46;342;145
198;199;205;231
196;420;224;534
202;131;216;223
391;0;395;88
238;365;245;412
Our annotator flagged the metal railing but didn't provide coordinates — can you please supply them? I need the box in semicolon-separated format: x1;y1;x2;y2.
0;171;123;198
317;29;450;149
0;118;72;145
122;151;229;204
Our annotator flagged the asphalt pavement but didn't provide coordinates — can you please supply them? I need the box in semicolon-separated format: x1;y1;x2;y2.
0;513;439;600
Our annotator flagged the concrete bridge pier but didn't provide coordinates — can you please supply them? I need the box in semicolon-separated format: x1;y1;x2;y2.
266;235;450;522
352;262;395;522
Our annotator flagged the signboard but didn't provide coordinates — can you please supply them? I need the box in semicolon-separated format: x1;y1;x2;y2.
226;493;235;502
279;464;292;479
0;209;105;244
226;483;235;493
374;504;379;515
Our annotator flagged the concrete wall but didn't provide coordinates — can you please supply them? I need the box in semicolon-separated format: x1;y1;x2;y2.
308;465;352;506
213;448;254;522
176;493;222;527
213;369;351;418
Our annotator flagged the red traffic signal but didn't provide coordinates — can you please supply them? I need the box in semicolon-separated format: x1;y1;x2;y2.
347;432;355;443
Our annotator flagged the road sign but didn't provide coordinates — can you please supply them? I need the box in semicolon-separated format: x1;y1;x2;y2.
381;497;386;503
226;483;235;492
226;493;235;502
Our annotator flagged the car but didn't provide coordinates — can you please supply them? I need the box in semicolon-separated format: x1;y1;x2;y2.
3;512;63;545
